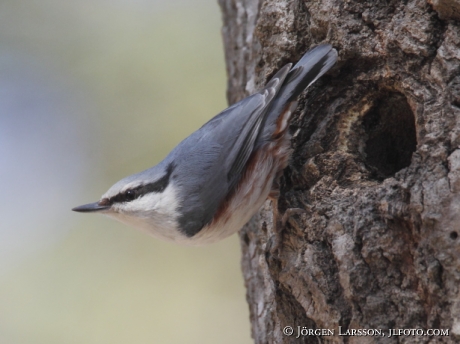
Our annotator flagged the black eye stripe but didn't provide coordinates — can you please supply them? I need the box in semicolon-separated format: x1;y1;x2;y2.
124;189;136;201
106;163;175;205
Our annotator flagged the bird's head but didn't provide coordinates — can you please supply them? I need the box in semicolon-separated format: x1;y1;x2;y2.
72;163;182;241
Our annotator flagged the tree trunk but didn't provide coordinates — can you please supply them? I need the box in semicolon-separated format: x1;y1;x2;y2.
218;0;460;343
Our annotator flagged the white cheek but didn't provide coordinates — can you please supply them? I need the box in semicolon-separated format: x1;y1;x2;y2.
109;184;183;242
113;184;179;215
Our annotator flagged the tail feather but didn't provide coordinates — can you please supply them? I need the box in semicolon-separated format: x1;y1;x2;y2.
261;44;337;140
285;44;338;100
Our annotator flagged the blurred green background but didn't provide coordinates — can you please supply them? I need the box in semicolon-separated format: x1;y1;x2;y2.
0;1;253;343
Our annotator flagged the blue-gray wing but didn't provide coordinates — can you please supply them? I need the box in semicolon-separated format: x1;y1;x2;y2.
224;65;292;188
170;66;291;237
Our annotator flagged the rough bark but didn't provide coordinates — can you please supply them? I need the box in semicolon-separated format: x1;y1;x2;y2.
218;0;460;343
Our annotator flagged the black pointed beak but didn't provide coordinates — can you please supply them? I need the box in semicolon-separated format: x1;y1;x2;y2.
72;202;110;213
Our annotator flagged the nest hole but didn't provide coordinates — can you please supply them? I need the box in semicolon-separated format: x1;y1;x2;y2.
362;92;417;180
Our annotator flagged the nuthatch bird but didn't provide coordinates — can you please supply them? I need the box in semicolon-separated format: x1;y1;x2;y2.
73;44;337;245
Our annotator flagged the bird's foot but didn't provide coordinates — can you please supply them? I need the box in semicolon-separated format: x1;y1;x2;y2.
281;207;307;227
267;206;307;256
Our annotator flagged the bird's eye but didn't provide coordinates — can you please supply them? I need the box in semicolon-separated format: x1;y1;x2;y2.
124;189;136;201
